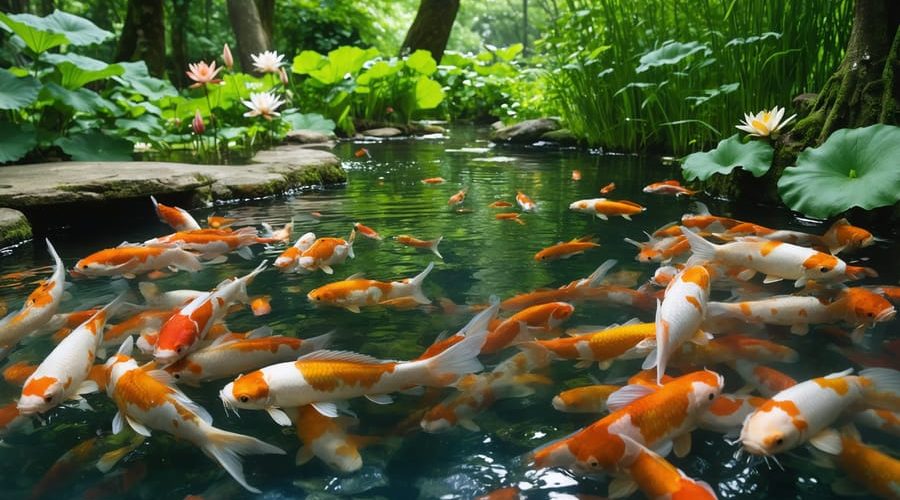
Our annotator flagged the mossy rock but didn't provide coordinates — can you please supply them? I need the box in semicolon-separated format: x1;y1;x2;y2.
0;208;32;246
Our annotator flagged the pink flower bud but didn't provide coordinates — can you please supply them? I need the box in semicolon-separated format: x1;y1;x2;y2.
223;43;234;70
279;67;289;86
192;109;205;135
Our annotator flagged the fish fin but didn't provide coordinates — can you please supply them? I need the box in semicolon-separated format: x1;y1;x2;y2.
202;428;285;494
345;305;362;313
736;268;757;281
170;392;213;425
346;271;366;280
125;416;152;437
69;397;94;412
399;386;425;396
585;259;618;288
75;379;99;395
310;402;339;418
794;277;808;288
849;325;867;345
597;361;613;370
235;246;254;261
320;264;334;275
430;236;444;259
146;369;177;387
122;273;137;280
206;255;229;265
574;360;593;369
409;262;435;305
607;384;656;412
860;368;900;410
635;338;657;350
690;329;713;345
673;432;692;457
652;439;673;457
597;213;608;220
297;350;392;365
499;383;537;399
458;418;481;432
640;347;658;370
425;323;487;384
365;394;394;405
299;330;334;354
790;323;809;336
734;384;756;395
295;445;314;466
680;226;717;263
246;326;274;339
621;215;632;221
809;428;842;455
116;336;134;357
112;411;125;434
266;407;293;426
763;275;783;284
607;476;638;499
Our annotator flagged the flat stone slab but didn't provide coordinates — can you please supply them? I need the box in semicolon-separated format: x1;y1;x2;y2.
490;118;560;144
0;208;32;247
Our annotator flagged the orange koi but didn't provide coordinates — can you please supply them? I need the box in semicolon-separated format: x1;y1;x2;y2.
448;189;467;206
526;320;655;369
534;237;600;261
600;182;616;194
150;196;200;231
488;201;513;208
73;245;202;278
354;147;370;158
206;215;236;229
642;179;699;197
353;222;383;241
1;240;66;349
569;198;645;220
552;384;621;413
616;434;717;499
481;302;574;354
421;177;446;184
516;191;537;212
495;213;525;225
571;170;582;181
251;296;272;316
395;234;443;259
307;262;434;313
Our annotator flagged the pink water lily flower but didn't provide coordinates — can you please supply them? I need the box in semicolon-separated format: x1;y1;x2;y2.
242;91;285;120
251;50;285;73
222;43;234;70
186;60;223;88
736;106;796;137
192;109;205;134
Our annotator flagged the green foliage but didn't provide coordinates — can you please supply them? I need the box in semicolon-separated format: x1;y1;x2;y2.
682;134;774;181
777;125;900;218
55;131;134;161
0;68;41;110
0;12;69;54
43;53;124;90
0;122;37;163
282;112;336;134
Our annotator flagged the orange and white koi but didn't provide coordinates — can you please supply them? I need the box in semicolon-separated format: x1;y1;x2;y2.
274;231;317;272
740;367;900;456
40;308;100;338
18;296;120;415
488;201;513;208
0;240;66;349
815;426;900;500
644;265;711;383
681;226;849;287
481;302;574;354
719;222;823;247
415;300;500;361
525;319;655;369
103;308;175;347
698;393;766;435
307;262;434;313
625;234;690;264
534;237;600;261
821;218;876;254
295;232;355;274
421;177;446;184
529;370;723;472
153;261;266;364
353;222;383;241
105;338;285;492
207;215;236;229
73;245;203;278
354;147;370;158
680;202;743;233
614;434;717;499
732;361;797;397
220;323;488;424
291;405;377;473
642;180;699;197
670;334;798;368
145;227;263;260
260;220;293;245
600;182;616;194
499;260;616;311
552;384;621;413
150;196;200;231
395;234;443;259
250;296;271;316
448;189;467;206
516;191;537;212
569;198;645;220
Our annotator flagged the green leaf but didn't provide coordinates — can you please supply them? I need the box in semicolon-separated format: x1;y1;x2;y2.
495;43;523;62
44;53;124;89
777;124;900;218
0;12;68;54
414;77;444;110
0;121;37;163
115;115;164;136
55;131;133;161
308;46;378;85
359;60;402;83
282;112;335;134
406;50;437;75
636;41;711;73
42;10;112;46
113;61;177;100
292;50;325;75
41;82;116;114
682;134;773;181
0;67;41;110
440;51;471;68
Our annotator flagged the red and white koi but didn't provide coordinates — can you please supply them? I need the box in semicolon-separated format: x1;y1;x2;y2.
516;191;537;212
307;262;434;313
0;240;66;349
642;180;699;197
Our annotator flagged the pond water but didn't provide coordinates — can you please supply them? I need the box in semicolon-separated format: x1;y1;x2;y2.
0;127;896;499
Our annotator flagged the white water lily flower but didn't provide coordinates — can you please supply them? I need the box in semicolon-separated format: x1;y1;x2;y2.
242;91;285;120
736;106;796;137
251;50;285;73
133;142;152;153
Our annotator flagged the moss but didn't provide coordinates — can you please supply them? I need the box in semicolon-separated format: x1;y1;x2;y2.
0;215;32;246
56;180;173;198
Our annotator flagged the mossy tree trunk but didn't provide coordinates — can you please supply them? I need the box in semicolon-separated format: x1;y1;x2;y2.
115;0;167;77
400;0;460;63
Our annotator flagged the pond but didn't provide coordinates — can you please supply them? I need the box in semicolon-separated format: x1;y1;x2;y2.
0;127;896;499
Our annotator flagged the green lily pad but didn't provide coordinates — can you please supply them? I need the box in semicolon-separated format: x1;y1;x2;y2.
0;67;41;110
682;134;773;181
0;12;68;54
55;131;133;161
44;53;124;90
291;50;325;75
777;124;900;218
636;41;711;73
42;10;112;46
0;121;37;163
282;112;335;134
308;46;378;85
414;77;444;110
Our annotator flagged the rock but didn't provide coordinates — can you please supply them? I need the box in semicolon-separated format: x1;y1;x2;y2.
362;127;404;138
490;121;504;131
283;129;333;145
539;128;580;146
490;118;560;144
0;208;32;247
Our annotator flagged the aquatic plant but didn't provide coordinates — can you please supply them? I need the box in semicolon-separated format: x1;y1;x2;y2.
777;124;900;218
681;134;774;181
736;106;796;138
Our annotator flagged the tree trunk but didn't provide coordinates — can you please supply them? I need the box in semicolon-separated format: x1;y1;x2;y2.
226;0;271;73
400;0;460;63
255;0;274;44
170;0;191;88
115;0;166;77
0;0;29;13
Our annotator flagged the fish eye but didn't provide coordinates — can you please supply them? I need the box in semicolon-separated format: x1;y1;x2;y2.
44;395;53;403
239;395;249;403
173;373;181;379
820;266;830;273
775;438;784;446
587;458;600;469
867;312;874;317
708;393;715;401
176;346;184;353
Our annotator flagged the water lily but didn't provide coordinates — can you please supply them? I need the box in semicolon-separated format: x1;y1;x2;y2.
222;43;234;70
242;91;285;120
185;60;223;88
278;67;289;86
133;142;152;153
251;50;284;73
736;106;796;137
192;109;205;134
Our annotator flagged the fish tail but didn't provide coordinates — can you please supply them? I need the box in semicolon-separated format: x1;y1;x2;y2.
173;249;204;272
860;368;900;411
348;229;356;259
585;259;618;288
429;236;443;260
424;319;487;385
260;222;274;237
680;226;717;263
301;330;334;353
202;427;285;493
45;239;63;273
409;262;435;305
237;260;268;303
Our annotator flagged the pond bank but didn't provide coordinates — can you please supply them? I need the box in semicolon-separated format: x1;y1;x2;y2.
0;145;344;246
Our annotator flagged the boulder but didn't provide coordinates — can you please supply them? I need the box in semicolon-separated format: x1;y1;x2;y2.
0;208;31;247
362;127;404;138
539;128;580;146
490;118;560;144
283;129;334;145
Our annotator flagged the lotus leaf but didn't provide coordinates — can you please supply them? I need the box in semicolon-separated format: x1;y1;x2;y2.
308;46;378;85
636;41;711;73
282;112;336;134
0;12;68;54
0;68;41;110
406;50;437;75
292;51;325;75
0;122;37;163
40;83;116;114
494;44;523;62
414;77;444;110
55;131;133;161
44;53;124;90
42;10;112;46
113;62;177;100
682;134;773;181
777;124;900;218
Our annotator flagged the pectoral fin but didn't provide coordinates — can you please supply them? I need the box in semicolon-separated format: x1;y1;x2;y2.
266;407;292;426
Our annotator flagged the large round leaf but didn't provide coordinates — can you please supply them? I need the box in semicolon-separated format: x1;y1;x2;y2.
777;124;900;218
682;134;773;181
55;131;133;161
44;53;124;90
41;83;116;114
0;121;37;163
0;68;41;110
0;12;68;54
113;61;177;100
282;112;336;134
42;10;112;46
414;77;444;110
406;50;437;75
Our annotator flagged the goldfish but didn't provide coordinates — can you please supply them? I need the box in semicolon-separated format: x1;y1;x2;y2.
307;262;434;313
569;198;645;220
644;265;711;383
144;227;264;260
153;261;266;364
732;361;798;397
670;334;798;368
260;220;293;245
642;179;699;197
488;201;513;208
274;231;317;272
552;384;621;413
291;405;377;472
680;202;743;233
698;394;767;435
421;177;446;184
105;338;285;492
294;231;355;274
353;222;383;240
73;245;203;278
481;302;574;354
524;319;655;369
528;370;723;472
534;237;600;261
395;234;443;259
516;191;537;212
250;296;271;316
165;328;332;385
0;240;66;349
814;426;900;499
150;196;200;231
613;434;717;499
681;226;850;287
448;189;467;206
18;296;120;415
207;215;236;229
354;147;370;158
740;367;900;456
821;218;876;254
495;212;525;225
103;308;176;347
624;234;690;264
571;170;582;181
219;323;488;424
600;182;616;194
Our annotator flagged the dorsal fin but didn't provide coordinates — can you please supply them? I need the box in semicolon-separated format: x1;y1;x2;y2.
296;350;394;364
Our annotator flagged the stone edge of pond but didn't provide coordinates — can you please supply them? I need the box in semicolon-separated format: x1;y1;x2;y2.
0;208;32;247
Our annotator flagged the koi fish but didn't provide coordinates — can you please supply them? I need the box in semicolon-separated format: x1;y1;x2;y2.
488;201;513;208
103;309;176;347
137;282;206;309
415;300;500;361
732;361;798;397
718;222;823;248
481;302;574;354
353;222;383;241
528;370;723;472
3;360;37;386
105;338;285;492
292;405;379;473
354;147;370;158
165;328;331;385
614;434;717;499
207;215;236;229
821;218;876;254
642;180;698;197
295;232;355;274
643;265;711;383
740;367;900;456
448;189;467;206
854;409;900;438
250;296;272;316
150;196;200;231
153;261;266;364
219;322;488;424
145;227;263;260
307;262;434;313
0;240;66;350
680;202;743;233
524;319;655;369
260;220;293;245
698;393;766;435
495;212;525;225
499;260;616;311
600;182;616;194
571;170;582;181
73;245;203;278
624;234;690;264
0;401;28;437
18;296;120;415
681;226;849;287
815;426;900;499
274;231;317;272
535;237;600;261
670;334;798;368
395;234;443;259
516;191;537;212
569;198;645;220
421;177;446;184
552;384;621;413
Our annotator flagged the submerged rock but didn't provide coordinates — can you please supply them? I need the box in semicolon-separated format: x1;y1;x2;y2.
362;127;404;138
0;208;31;247
490;118;560;144
284;129;334;145
539;128;580;146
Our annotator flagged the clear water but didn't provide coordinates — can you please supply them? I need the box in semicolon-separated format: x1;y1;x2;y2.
0;127;896;499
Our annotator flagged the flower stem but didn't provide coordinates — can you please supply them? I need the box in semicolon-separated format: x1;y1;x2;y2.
203;85;219;160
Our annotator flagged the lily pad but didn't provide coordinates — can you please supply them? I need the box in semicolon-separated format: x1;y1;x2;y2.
44;53;124;90
682;134;773;181
282;112;335;134
406;50;437;75
414;77;444;110
777;124;900;218
55;131;133;161
0;68;41;110
0;121;37;163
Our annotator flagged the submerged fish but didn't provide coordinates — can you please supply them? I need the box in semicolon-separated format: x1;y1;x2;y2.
395;234;443;259
0;240;66;350
151;196;200;232
569;198;645;220
534;237;600;261
307;262;434;313
642;179;698;197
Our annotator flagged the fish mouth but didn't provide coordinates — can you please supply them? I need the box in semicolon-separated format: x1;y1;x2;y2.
876;308;897;322
153;350;180;366
741;439;769;456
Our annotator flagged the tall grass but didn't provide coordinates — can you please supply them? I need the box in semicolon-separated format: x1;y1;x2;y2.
540;0;852;155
